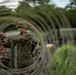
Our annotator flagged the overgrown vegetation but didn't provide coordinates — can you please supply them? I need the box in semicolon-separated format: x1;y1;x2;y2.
46;45;76;75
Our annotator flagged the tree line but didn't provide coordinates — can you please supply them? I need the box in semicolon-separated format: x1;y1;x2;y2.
0;0;76;29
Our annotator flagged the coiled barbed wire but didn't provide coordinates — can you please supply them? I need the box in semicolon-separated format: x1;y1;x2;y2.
0;6;74;75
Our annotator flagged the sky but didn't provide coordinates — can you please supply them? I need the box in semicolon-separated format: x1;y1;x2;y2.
0;0;70;9
51;0;70;8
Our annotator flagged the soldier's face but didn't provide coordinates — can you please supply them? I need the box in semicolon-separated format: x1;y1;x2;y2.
18;27;25;32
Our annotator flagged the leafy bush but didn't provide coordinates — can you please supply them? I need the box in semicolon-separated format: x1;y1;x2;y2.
46;45;76;75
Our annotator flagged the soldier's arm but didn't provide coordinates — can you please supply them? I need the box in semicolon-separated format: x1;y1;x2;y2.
13;33;32;43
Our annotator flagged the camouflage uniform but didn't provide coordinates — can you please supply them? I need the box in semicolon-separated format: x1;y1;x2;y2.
13;32;33;68
0;33;9;59
0;33;10;67
0;44;9;59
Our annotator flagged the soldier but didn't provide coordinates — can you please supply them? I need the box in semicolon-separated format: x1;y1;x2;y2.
0;32;8;59
13;25;33;69
0;32;10;67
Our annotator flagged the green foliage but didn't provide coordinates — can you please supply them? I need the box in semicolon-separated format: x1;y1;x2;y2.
65;0;76;10
16;0;51;12
16;2;31;12
65;9;76;28
17;0;51;9
37;0;50;4
46;45;76;75
64;0;76;28
0;6;12;16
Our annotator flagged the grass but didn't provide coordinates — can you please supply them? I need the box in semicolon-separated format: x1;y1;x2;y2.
45;44;76;75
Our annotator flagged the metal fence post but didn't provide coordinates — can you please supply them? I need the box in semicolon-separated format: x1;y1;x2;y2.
10;40;15;69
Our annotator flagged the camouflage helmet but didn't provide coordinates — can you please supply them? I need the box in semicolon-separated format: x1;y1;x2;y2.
16;23;26;28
